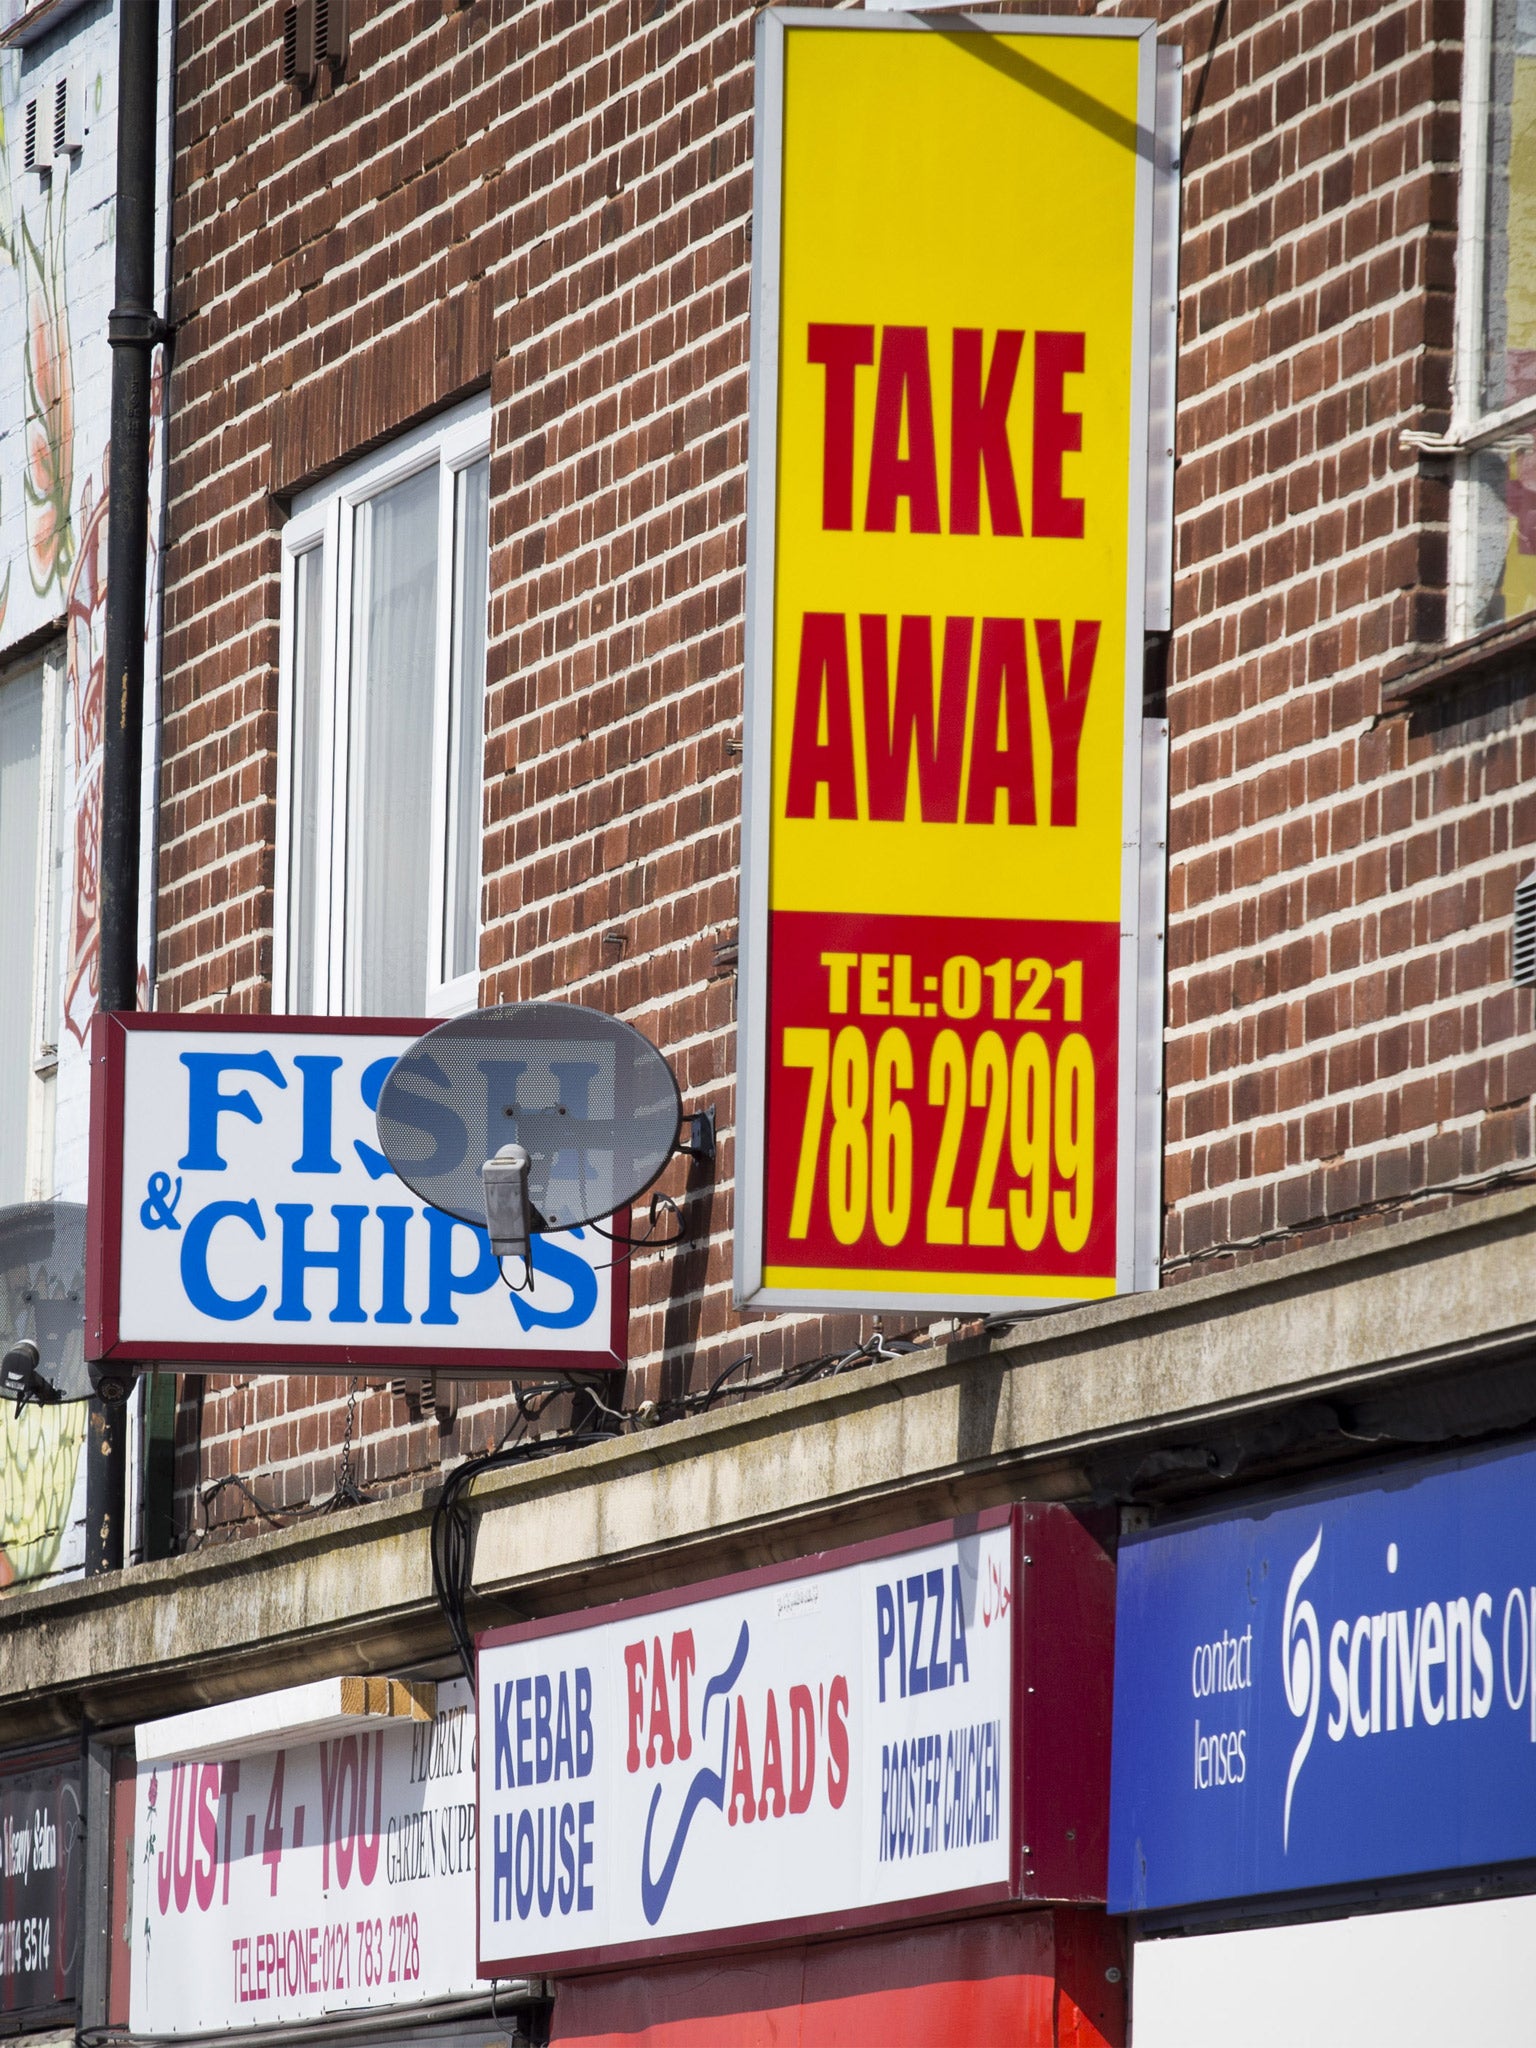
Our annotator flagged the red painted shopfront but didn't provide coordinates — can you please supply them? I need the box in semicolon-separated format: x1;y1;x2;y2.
551;1911;1125;2047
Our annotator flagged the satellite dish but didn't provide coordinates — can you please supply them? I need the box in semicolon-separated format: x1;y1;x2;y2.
375;1003;683;1237
0;1202;91;1405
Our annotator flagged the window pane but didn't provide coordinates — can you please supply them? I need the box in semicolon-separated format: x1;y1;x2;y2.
0;664;43;1201
1474;0;1536;626
347;466;439;1014
40;665;64;1054
287;545;325;1012
445;456;489;986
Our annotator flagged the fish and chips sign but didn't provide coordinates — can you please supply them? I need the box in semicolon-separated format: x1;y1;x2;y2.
736;12;1175;1312
86;1014;626;1371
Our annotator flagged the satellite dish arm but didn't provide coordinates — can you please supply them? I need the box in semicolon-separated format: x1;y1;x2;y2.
674;1106;715;1168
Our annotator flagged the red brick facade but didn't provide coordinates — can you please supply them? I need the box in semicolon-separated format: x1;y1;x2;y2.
1160;0;1536;1271
162;0;1535;1541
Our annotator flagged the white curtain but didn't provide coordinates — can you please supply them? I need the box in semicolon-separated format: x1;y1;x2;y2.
348;466;439;1015
445;456;489;985
287;545;325;1012
0;663;42;1201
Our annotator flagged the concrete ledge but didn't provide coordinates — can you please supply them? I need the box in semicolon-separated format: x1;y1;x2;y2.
2;1190;1533;1743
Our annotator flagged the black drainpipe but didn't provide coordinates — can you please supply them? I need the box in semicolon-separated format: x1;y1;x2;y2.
86;0;166;1576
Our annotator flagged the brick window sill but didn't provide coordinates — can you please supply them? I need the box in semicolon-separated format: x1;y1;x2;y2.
1381;612;1536;710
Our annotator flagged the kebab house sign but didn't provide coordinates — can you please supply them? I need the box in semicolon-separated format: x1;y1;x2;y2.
476;1507;1114;1974
736;13;1171;1313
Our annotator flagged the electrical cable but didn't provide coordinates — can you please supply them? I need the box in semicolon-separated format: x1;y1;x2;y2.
430;1428;616;1690
425;1333;927;1682
193;1378;369;1545
587;1194;686;1251
1159;1160;1536;1277
496;1252;536;1295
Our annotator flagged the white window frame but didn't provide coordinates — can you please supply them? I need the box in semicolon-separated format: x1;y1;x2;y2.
274;393;491;1018
27;643;66;1197
0;640;67;1202
1407;0;1532;636
31;642;65;1085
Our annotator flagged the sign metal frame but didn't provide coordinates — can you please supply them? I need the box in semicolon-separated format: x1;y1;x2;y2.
735;9;1174;1314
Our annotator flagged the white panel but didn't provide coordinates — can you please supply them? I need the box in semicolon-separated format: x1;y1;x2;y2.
1132;716;1168;1292
1144;40;1181;632
137;1677;434;1766
1133;1892;1536;2048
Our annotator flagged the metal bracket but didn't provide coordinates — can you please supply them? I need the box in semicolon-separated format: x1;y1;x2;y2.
676;1105;716;1169
392;1373;458;1430
108;305;173;350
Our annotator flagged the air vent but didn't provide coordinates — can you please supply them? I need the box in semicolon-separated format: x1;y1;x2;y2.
51;73;81;158
22;95;41;173
315;0;348;69
1515;869;1536;988
283;0;344;90
282;0;316;89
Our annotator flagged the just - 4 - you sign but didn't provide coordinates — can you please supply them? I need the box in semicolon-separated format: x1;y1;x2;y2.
86;1014;626;1370
131;1683;480;2033
476;1505;1115;1975
736;13;1177;1312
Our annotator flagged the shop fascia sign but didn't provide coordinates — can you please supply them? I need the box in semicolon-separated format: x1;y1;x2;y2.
735;12;1179;1314
85;1013;626;1371
475;1505;1113;1975
1109;1434;1536;1915
130;1680;484;2034
0;1744;82;2027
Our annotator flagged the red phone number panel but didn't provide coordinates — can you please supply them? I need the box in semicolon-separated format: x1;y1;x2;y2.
763;910;1120;1287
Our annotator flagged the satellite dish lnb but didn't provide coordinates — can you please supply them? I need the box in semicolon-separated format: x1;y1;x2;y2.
374;1003;684;1246
0;1202;91;1406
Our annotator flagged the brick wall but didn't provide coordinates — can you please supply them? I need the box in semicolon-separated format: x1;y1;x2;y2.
161;0;1536;1542
1158;0;1536;1271
162;0;870;1542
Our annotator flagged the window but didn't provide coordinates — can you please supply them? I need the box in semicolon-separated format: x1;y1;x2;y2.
276;396;491;1017
1429;0;1536;633
0;643;66;1204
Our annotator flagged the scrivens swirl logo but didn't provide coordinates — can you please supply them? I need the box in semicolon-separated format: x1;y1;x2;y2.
1281;1528;1323;1851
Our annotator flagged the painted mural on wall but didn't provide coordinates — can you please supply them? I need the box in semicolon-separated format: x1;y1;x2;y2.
0;6;171;1583
0;1401;85;1585
23;182;75;610
64;430;107;1046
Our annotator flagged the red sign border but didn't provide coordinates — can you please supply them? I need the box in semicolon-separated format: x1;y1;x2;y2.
86;1011;629;1374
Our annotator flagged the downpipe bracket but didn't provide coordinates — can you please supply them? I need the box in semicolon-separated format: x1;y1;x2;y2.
107;306;173;350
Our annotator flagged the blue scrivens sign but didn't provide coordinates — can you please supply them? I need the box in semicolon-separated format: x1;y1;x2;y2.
1108;1437;1536;1913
